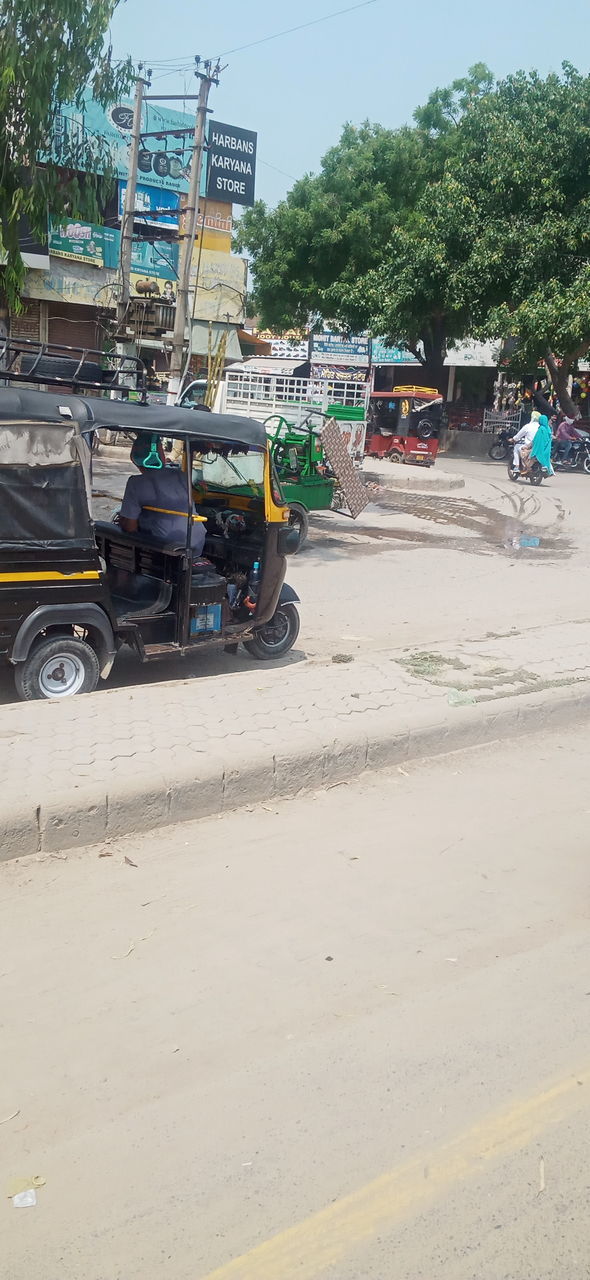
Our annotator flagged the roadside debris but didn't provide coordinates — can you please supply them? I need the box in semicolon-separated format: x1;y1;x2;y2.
447;688;477;707
12;1190;36;1208
0;1109;20;1126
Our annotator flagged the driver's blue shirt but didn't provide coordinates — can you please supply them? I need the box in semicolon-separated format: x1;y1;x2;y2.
120;466;206;552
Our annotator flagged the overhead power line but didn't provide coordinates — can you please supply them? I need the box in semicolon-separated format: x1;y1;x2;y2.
136;0;379;67
216;0;380;57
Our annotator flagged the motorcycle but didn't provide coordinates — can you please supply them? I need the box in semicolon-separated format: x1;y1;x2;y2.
488;427;516;461
507;455;546;486
552;431;590;474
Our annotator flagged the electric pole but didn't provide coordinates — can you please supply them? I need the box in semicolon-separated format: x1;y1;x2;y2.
167;62;220;402
117;72;149;333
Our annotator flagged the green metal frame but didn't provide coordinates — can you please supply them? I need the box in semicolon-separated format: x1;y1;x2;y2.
265;414;336;514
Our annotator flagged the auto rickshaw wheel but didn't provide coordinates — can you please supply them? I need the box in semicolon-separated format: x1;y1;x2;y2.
243;603;300;660
287;503;309;552
15;635;100;701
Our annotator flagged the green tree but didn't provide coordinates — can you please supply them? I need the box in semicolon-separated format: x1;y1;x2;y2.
454;64;590;415
0;0;133;308
236;122;427;332
237;65;493;351
344;174;481;387
361;64;590;405
242;62;590;404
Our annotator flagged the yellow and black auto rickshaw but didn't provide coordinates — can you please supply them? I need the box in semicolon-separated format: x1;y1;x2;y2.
0;384;300;700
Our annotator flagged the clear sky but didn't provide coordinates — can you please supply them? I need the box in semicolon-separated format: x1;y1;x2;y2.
109;0;590;208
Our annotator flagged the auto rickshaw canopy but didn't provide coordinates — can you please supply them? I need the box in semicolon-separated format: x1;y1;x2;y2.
0;388;267;450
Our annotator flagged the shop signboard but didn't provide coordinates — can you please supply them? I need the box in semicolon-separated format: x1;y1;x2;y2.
311;364;368;383
118;181;180;229
49;218;104;267
0;216;50;270
22;261;116;308
444;340;500;367
207;121;257;206
130;239;178;303
370;337;420;365
310;332;369;368
102;228;178;301
195;200;233;253
48;92;197;193
268;336;309;359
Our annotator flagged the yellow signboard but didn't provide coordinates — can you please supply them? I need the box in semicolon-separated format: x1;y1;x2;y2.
193;200;232;254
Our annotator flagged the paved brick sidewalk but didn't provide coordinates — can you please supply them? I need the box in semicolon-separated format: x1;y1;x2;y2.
1;619;590;858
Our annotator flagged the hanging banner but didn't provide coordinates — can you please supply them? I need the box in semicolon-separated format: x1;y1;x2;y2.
49;219;104;267
207;121;257;207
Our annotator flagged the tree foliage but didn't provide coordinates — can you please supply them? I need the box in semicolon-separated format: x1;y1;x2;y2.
237;65;494;371
240;62;590;401
236;122;429;331
0;0;133;308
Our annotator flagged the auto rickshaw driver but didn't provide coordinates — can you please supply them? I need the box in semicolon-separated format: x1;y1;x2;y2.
119;434;206;555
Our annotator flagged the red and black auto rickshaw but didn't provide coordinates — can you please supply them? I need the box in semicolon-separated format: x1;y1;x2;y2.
366;386;444;467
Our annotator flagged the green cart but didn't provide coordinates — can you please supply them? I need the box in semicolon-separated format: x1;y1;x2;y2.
265;414;336;550
264;407;366;552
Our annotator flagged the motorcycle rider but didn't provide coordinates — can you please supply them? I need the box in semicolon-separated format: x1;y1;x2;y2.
512;412;540;472
555;416;581;465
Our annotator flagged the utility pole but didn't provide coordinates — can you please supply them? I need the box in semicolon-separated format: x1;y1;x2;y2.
167;62;220;402
116;72;148;333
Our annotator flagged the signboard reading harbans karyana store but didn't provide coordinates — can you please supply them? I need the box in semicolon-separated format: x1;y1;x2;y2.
206;121;257;207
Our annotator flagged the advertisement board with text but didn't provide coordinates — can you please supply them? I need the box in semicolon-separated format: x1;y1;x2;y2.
207;121;257;206
118;181;180;229
48;92;196;193
310;333;369;367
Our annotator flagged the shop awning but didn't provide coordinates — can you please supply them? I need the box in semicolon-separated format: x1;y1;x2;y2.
237;329;272;356
229;357;304;375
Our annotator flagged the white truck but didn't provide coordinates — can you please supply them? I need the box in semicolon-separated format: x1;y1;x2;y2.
179;370;370;462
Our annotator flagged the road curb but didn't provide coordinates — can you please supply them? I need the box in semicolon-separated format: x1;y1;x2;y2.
4;682;590;862
363;466;465;493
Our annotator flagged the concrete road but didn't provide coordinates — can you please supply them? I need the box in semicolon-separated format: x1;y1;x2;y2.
91;450;590;665
0;451;587;704
3;722;590;1278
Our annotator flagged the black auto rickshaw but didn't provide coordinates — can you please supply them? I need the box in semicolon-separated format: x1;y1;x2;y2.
0;386;300;700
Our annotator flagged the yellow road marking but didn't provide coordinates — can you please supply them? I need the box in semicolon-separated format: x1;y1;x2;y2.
201;1069;589;1280
0;571;100;582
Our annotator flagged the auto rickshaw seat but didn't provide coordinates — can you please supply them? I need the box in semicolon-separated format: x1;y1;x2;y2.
95;520;186;558
95;521;178;621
